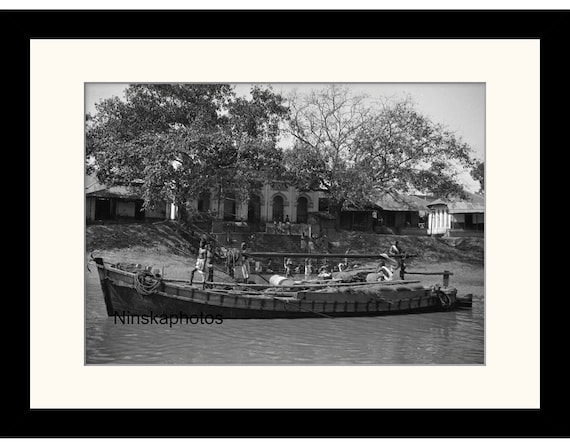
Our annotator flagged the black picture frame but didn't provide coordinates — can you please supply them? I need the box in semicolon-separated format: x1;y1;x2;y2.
13;8;563;439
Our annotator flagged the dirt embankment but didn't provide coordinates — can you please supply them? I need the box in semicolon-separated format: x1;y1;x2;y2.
331;232;484;265
86;221;196;256
86;221;484;265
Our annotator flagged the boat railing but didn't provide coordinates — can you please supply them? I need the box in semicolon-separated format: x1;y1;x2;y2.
404;270;453;287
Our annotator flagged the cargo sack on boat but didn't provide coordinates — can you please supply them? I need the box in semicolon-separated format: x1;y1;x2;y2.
366;273;382;283
269;275;295;287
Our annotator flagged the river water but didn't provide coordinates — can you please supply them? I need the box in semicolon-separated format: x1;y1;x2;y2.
85;265;484;365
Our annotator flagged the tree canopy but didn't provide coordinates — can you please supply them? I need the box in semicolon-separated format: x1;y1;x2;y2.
86;84;289;216
87;83;480;225
471;161;485;194
284;85;477;220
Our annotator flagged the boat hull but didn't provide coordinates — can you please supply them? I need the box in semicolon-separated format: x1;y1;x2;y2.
95;261;460;319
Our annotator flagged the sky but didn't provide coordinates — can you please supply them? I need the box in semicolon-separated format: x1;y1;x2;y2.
85;82;484;191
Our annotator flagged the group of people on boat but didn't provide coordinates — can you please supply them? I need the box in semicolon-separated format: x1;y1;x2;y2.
259;239;405;282
189;232;407;287
190;237;253;287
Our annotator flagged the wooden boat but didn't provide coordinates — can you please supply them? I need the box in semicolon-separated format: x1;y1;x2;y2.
93;256;472;319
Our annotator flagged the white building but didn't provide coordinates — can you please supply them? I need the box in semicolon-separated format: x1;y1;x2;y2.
427;194;485;236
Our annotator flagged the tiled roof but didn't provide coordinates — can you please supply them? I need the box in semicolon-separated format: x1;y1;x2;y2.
86;186;142;200
85;173;143;200
427;193;485;214
372;192;430;211
448;202;485;214
427;198;447;207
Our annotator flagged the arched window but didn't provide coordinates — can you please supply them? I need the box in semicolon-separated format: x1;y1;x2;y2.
272;195;284;222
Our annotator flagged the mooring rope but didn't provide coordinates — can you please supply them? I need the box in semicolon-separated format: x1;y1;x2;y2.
435;289;453;310
133;270;162;295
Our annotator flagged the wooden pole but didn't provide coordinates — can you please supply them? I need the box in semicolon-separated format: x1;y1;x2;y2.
443;270;450;287
405;270;453;287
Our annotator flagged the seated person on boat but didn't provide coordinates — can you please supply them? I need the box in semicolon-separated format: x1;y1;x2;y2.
317;259;333;279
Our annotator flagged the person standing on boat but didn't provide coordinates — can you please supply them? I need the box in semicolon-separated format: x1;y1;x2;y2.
284;257;294;277
388;240;404;271
239;242;251;283
398;254;407;280
204;242;215;288
190;237;208;285
304;258;312;280
389;240;401;257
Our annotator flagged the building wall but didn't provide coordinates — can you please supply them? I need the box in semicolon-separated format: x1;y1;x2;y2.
181;184;324;224
261;186;321;224
450;212;484;230
86;197;167;222
473;213;484;226
116;201;135;217
86;197;96;221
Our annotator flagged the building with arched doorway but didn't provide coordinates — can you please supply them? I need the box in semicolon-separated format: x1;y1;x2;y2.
176;181;323;228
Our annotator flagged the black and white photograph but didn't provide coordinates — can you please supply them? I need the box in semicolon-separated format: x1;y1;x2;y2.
23;6;550;434
85;82;485;365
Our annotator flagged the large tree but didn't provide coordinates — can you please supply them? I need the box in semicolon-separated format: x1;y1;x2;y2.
285;85;373;219
284;85;476;224
86;84;289;219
